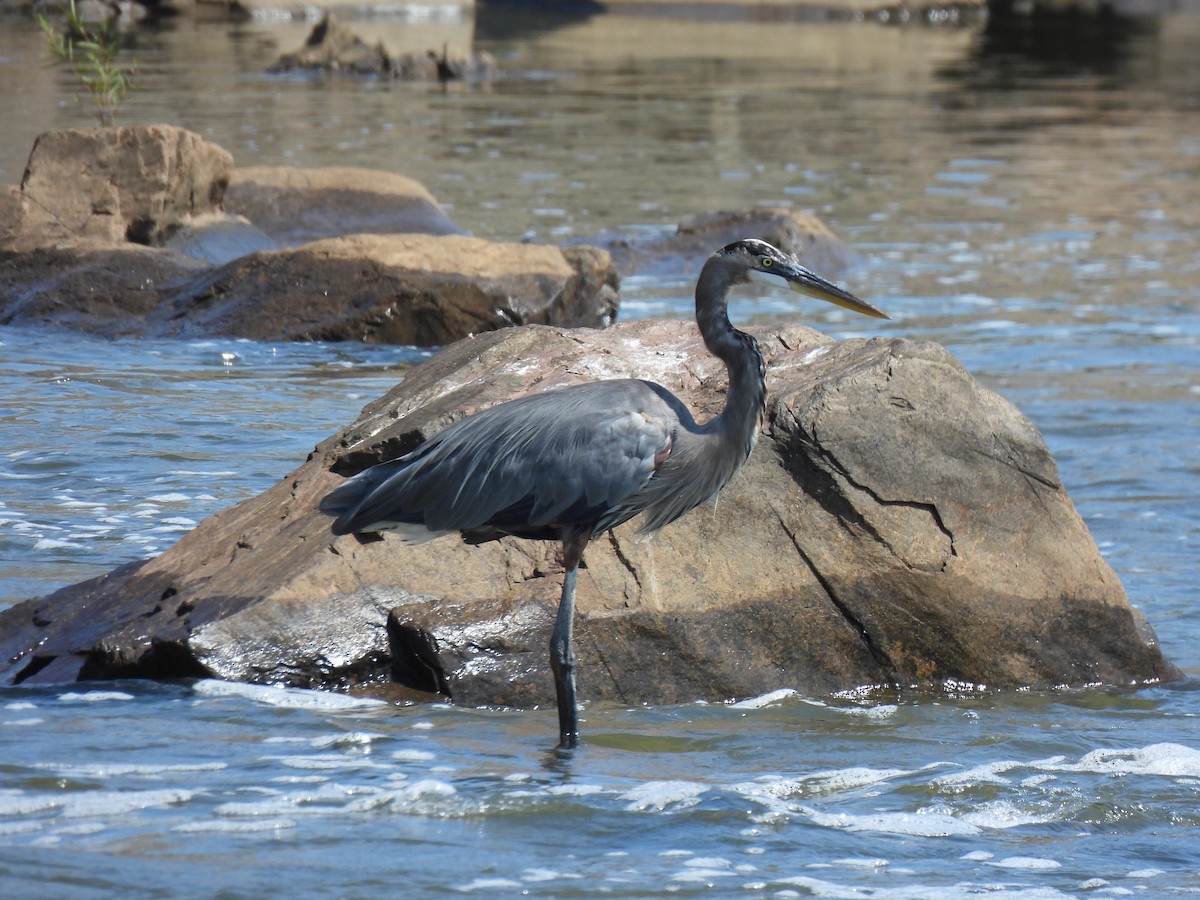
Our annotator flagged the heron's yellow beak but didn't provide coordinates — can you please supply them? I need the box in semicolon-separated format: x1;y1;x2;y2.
750;264;889;319
786;266;889;319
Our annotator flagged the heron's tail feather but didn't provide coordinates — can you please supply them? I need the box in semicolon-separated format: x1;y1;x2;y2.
320;460;445;539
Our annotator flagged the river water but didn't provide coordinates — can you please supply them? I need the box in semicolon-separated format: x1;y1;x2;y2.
2;5;1199;896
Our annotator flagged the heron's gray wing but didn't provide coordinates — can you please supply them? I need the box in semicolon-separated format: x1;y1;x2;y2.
323;380;678;538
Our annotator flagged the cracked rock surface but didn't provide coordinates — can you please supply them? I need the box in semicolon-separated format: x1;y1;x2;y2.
0;321;1179;699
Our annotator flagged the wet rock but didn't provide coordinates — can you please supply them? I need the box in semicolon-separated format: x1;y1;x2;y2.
1;124;233;250
0;244;205;335
0;233;618;342
223;166;462;248
153;234;620;344
159;211;279;265
0;321;1178;703
0;125;617;341
602;207;859;279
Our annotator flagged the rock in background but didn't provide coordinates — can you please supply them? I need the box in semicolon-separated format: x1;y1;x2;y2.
223;165;462;247
267;14;501;83
0;124;618;343
158;234;619;343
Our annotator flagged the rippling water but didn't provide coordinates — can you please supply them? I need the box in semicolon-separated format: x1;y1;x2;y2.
1;6;1199;896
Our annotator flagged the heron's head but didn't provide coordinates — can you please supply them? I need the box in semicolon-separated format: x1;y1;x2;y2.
717;238;888;319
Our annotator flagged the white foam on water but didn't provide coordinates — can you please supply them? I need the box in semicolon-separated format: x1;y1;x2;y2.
264;753;389;771
392;748;436;762
192;679;388;711
54;497;106;509
521;868;581;884
456;878;524;892
806;766;915;793
831;858;889;869
34;538;85;551
773;874;870;897
59;788;194;819
731;688;797;709
733;766;918;824
932;760;1021;788
57;691;135;702
34;761;226;779
344;779;459;814
961;799;1066;830
52;822;105;837
835;703;899;719
805;808;982;837
685;856;734;869
215;795;321;818
620;780;707;812
309;731;382;750
0;819;44;837
174;818;297;833
1041;743;1200;778
544;787;609;801
776;876;1073;899
988;856;1062;870
1021;774;1056;787
0;790;62;817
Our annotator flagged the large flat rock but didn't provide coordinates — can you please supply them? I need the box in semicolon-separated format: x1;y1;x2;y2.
154;234;619;343
0;321;1177;705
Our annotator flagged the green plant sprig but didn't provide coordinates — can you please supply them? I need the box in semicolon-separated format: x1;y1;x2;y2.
37;0;136;126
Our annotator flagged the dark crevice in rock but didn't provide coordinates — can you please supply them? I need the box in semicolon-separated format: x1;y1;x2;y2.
13;654;58;685
779;413;955;572
777;514;893;675
387;612;451;697
606;531;643;595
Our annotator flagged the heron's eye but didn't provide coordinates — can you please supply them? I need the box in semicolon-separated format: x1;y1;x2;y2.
761;257;773;267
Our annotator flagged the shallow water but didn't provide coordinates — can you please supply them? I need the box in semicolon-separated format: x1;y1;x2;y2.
2;6;1200;896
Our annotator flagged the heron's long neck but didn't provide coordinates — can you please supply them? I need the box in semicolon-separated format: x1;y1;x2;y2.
695;263;766;459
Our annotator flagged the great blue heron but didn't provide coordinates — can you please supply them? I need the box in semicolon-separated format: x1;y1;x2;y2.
321;238;888;748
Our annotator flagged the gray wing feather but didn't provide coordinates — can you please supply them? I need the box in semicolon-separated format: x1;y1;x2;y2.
323;380;677;536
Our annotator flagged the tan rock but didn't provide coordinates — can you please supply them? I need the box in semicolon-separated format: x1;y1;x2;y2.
224;165;461;246
157;233;619;344
0;321;1177;705
7;125;233;250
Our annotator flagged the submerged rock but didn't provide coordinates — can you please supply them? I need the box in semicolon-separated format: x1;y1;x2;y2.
223;165;462;247
0;321;1178;703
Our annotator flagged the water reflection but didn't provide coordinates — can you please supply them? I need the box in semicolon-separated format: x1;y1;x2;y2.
972;6;1160;78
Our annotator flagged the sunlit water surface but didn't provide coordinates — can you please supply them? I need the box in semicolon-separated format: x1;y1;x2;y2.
1;8;1199;897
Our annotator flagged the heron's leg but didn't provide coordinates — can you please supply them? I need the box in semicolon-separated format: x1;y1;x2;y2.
550;528;589;749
